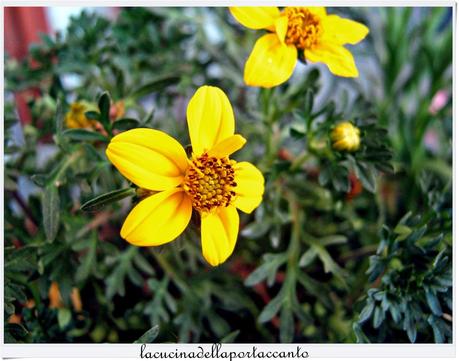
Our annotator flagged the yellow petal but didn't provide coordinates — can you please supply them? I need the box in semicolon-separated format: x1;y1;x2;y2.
322;15;369;45
106;128;188;191
233;161;264;214
201;205;239;266
244;34;297;88
207;134;247;158
274;15;288;44
305;43;359;78
304;7;327;17
229;7;280;29
186;86;235;155
121;188;192;246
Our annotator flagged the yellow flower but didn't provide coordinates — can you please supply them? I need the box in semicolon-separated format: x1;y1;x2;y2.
65;101;97;129
331;121;361;152
229;7;369;87
106;86;265;266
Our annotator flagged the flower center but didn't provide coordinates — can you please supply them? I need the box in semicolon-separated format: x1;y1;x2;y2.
284;7;323;50
183;153;236;213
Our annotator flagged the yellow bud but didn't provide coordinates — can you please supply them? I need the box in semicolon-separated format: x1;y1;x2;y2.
331;122;361;152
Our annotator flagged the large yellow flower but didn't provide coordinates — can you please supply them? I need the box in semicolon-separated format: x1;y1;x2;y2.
230;7;369;87
106;86;264;266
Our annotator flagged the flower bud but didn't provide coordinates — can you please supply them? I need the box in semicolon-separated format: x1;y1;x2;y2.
331;122;361;152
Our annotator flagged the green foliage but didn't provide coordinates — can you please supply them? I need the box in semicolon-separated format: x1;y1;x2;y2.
354;204;452;343
4;7;452;344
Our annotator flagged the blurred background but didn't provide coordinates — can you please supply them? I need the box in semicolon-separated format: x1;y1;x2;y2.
4;7;452;344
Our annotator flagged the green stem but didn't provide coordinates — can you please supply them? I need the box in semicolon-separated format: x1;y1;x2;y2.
284;193;302;301
260;88;280;170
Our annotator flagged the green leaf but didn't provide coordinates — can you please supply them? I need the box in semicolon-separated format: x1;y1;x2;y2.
84;111;100;120
133;253;155;276
372;305;384;328
57;308;72;329
406;319;417;343
130;75;180;99
134;325;160;344
220;330;240;343
425;289;443;316
427;315;445;343
98;91;111;130
62;129;108;142
112;118;140;131
42;185;60;241
244;253;286;287
81;187;136;212
354;162;377;193
299;248;317;267
258;289;285;323
358;301;375;324
389;303;401;323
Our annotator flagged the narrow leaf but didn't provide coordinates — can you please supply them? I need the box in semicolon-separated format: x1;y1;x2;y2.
62;129;108;142
81;187;136;212
134;325;159;344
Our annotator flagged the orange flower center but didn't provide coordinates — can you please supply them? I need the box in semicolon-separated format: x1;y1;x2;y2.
183;154;236;213
284;7;323;50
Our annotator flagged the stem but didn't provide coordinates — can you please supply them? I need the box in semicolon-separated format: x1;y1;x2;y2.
261;88;279;170
9;190;39;228
284;192;302;301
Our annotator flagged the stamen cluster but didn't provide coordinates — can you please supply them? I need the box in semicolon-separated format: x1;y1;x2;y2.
183;154;237;213
284;7;323;50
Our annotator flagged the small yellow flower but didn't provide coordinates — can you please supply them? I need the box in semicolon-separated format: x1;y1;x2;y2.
229;7;369;87
65;101;97;129
106;86;265;266
331;122;361;152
